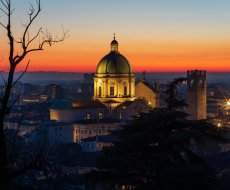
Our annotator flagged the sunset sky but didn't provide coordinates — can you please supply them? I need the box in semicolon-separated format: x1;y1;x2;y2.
0;0;230;72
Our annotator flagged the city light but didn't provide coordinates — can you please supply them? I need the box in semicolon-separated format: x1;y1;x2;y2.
227;101;230;106
217;123;222;128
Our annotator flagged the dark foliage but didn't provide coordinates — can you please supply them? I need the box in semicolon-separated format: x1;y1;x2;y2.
88;78;228;190
164;77;187;110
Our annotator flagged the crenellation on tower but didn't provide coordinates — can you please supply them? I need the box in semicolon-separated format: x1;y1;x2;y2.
187;70;207;120
187;70;206;77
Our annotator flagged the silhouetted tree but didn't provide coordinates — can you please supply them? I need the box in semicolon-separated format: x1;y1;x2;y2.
0;0;67;189
164;77;187;110
88;78;228;190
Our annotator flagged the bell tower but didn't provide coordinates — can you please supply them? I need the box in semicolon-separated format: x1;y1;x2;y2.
187;70;207;120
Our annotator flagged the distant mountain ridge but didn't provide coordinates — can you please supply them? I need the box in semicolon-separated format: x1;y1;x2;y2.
0;72;229;85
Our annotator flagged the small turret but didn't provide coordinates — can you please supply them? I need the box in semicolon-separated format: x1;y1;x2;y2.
111;33;118;52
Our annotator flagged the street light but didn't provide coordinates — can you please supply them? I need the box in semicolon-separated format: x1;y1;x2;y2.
217;122;222;128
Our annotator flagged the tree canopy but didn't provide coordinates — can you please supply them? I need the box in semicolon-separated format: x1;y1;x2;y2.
88;78;228;190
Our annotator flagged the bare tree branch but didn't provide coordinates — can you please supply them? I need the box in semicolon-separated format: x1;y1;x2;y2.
22;0;41;51
12;60;30;88
0;0;8;10
0;1;67;188
26;27;42;48
0;7;7;15
0;22;7;29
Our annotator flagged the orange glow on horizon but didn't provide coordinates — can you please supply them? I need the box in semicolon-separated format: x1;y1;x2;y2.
1;38;230;73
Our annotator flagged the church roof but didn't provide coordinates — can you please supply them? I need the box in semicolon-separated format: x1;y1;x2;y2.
72;100;106;109
116;99;148;109
96;36;132;75
51;99;73;110
96;52;132;74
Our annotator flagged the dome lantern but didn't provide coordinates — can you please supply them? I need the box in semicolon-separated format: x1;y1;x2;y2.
111;33;118;52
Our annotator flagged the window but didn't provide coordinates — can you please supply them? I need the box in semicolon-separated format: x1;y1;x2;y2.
86;113;91;120
190;79;194;87
110;86;114;96
99;112;103;119
124;86;127;96
98;86;102;97
199;80;204;88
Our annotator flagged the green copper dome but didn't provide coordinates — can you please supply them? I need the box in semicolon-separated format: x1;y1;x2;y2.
111;39;118;45
96;36;132;74
96;52;132;74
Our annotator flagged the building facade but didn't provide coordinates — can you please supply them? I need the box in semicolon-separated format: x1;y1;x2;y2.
187;70;207;120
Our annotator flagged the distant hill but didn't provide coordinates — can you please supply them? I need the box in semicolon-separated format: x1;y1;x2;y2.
0;71;229;85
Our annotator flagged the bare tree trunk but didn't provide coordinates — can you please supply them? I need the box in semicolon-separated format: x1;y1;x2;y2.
0;119;10;190
0;66;16;190
0;0;66;189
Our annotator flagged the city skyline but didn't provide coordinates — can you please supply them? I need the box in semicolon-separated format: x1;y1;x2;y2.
0;0;230;72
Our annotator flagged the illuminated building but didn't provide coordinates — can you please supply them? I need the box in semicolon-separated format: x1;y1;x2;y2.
50;99;107;122
135;71;159;108
49;35;160;150
94;35;135;107
50;36;160;122
20;94;48;105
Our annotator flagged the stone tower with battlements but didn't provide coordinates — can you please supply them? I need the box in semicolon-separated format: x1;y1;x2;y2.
187;70;207;120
